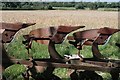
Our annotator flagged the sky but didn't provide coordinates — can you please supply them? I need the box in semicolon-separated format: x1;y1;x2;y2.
46;0;119;2
2;0;119;2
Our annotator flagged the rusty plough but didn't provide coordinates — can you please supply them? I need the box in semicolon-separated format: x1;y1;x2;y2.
1;22;120;80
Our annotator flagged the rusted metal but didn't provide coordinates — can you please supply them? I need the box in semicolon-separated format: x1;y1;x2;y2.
28;27;57;45
22;26;120;80
2;58;119;67
23;25;85;59
1;22;36;70
2;23;120;80
72;27;120;45
23;25;85;45
69;27;120;59
22;25;85;79
51;25;85;44
1;22;36;43
2;58;120;73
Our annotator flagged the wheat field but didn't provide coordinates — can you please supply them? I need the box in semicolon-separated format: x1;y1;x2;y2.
0;10;119;40
1;10;118;30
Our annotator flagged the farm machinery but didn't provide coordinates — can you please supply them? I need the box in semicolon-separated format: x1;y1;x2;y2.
1;22;120;80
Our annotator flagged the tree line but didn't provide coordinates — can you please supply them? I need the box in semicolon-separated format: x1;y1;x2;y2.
1;2;119;10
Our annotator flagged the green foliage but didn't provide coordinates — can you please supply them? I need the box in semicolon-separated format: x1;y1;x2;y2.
3;64;26;80
98;8;119;11
99;32;120;59
49;2;75;7
31;41;49;58
53;7;75;10
88;2;98;10
6;36;49;59
55;42;76;56
6;36;29;59
44;5;53;10
54;68;70;79
75;3;85;9
1;2;119;10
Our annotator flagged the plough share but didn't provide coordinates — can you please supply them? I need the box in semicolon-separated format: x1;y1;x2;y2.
1;22;120;80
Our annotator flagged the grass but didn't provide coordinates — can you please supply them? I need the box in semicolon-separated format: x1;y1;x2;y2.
53;7;76;10
3;64;26;80
53;7;119;11
98;8;119;11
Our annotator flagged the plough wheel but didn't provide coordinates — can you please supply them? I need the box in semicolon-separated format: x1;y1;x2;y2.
70;70;103;80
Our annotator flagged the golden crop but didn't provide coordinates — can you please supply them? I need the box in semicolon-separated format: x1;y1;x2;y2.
1;10;118;34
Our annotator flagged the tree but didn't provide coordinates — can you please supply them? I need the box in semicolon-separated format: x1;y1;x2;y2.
75;3;85;9
88;2;98;10
45;5;53;10
97;2;105;8
110;2;119;8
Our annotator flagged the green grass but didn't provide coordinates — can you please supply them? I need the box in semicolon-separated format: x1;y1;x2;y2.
53;7;76;10
3;32;120;80
53;7;118;11
3;64;26;80
98;8;119;11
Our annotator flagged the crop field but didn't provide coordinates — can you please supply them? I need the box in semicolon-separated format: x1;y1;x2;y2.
1;10;119;29
1;10;119;38
1;10;120;80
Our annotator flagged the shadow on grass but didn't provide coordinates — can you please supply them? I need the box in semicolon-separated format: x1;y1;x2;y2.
61;78;71;80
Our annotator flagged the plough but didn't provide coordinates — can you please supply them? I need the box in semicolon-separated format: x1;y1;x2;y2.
1;22;120;80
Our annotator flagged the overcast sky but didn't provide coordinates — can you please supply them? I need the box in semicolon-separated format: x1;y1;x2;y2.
46;0;119;2
2;0;119;2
